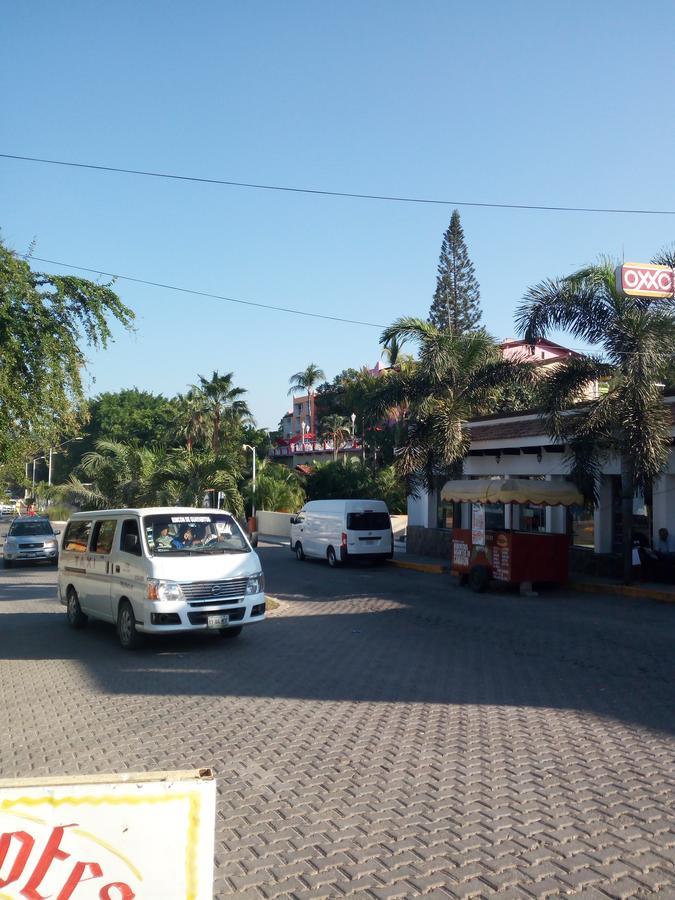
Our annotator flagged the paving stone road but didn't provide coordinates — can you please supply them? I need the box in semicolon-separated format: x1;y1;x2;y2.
0;540;674;898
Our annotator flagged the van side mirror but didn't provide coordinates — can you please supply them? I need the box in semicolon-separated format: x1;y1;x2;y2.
54;530;61;536
290;516;298;525
124;533;140;555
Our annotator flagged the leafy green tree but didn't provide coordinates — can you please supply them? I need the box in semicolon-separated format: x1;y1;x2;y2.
288;363;326;436
194;371;252;454
515;258;675;584
0;240;134;467
427;210;482;333
304;459;406;512
245;459;305;512
65;440;162;509
157;449;243;515
376;318;532;494
321;414;352;461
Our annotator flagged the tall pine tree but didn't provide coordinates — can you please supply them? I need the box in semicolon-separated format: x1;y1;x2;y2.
428;210;482;332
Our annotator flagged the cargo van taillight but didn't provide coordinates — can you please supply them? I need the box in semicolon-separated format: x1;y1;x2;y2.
341;532;347;547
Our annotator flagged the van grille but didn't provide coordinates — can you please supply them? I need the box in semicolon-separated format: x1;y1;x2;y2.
180;577;249;605
20;542;44;549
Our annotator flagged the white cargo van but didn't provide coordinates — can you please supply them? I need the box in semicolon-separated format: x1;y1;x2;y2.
57;508;265;649
290;499;393;566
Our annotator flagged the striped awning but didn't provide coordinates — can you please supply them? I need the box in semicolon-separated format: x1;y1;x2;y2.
440;478;584;507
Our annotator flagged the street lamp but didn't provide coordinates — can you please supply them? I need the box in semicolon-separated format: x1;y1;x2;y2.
301;420;306;451
350;412;356;440
31;455;47;497
242;444;257;519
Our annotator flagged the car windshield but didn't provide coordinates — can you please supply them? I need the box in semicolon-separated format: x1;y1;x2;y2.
10;520;54;537
143;513;250;555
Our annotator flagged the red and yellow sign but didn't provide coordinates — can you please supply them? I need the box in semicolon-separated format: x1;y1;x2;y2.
616;262;674;298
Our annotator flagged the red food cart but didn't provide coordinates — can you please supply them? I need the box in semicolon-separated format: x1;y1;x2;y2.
442;478;584;593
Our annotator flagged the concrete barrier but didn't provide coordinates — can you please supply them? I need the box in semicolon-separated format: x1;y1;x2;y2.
257;510;293;538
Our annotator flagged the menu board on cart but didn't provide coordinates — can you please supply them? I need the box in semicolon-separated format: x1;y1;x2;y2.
471;503;485;546
491;532;512;581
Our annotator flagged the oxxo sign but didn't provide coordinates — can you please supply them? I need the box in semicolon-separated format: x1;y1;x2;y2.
616;262;675;298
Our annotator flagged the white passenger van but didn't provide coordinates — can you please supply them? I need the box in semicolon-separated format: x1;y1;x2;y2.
58;508;265;649
290;499;393;566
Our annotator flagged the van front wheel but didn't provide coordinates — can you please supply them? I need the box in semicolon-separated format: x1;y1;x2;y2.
117;600;144;650
327;546;339;568
295;542;305;561
66;588;87;629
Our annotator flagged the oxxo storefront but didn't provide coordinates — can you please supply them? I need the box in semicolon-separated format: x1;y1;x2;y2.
407;396;675;576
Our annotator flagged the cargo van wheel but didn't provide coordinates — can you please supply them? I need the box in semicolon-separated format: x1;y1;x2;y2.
66;588;87;629
295;542;305;561
327;546;339;567
117;600;144;650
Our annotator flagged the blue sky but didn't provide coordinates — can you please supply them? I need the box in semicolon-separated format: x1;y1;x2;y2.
3;1;674;429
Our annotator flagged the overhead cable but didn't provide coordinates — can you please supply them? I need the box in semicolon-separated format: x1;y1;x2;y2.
25;255;386;328
3;152;675;216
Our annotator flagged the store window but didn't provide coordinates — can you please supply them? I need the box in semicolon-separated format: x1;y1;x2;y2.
436;498;461;530
519;504;546;533
571;505;594;549
484;503;505;531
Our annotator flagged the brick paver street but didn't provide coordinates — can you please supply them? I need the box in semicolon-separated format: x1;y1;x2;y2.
1;541;674;898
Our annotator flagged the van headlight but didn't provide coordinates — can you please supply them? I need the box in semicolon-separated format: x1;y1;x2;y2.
147;579;184;602
246;573;264;595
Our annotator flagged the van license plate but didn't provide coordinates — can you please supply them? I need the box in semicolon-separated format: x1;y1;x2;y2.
207;614;229;628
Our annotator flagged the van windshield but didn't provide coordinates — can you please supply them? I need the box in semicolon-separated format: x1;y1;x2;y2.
143;513;250;555
346;512;391;531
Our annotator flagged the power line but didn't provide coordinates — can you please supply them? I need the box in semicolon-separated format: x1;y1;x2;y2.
3;152;675;216
25;255;387;329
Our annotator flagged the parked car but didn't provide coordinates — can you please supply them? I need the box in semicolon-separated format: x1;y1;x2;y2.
0;502;17;516
290;499;393;567
3;517;60;567
58;507;266;649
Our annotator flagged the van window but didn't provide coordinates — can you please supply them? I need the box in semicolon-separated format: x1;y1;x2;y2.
346;512;391;531
63;520;92;552
91;519;117;555
143;512;250;555
120;519;142;556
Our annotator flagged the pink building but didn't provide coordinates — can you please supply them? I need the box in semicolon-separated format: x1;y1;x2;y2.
499;338;580;367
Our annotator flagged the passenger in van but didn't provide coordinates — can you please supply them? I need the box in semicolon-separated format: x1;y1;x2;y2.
155;526;173;550
171;527;202;549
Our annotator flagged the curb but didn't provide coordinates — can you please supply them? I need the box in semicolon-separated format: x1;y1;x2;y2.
570;580;675;604
389;558;448;575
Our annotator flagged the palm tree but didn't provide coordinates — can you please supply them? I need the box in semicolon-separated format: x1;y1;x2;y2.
515;258;675;584
321;415;352;461
194;371;252;455
288;363;326;437
375;318;533;494
65;440;162;509
175;389;208;452
245;459;305;512
156;449;244;515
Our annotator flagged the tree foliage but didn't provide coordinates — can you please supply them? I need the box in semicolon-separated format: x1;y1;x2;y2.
304;459;406;513
0;240;134;466
288;363;325;435
427;210;482;333
375;318;532;494
515;257;675;583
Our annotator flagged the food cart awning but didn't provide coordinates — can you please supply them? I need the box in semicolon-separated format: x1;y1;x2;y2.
440;478;584;507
